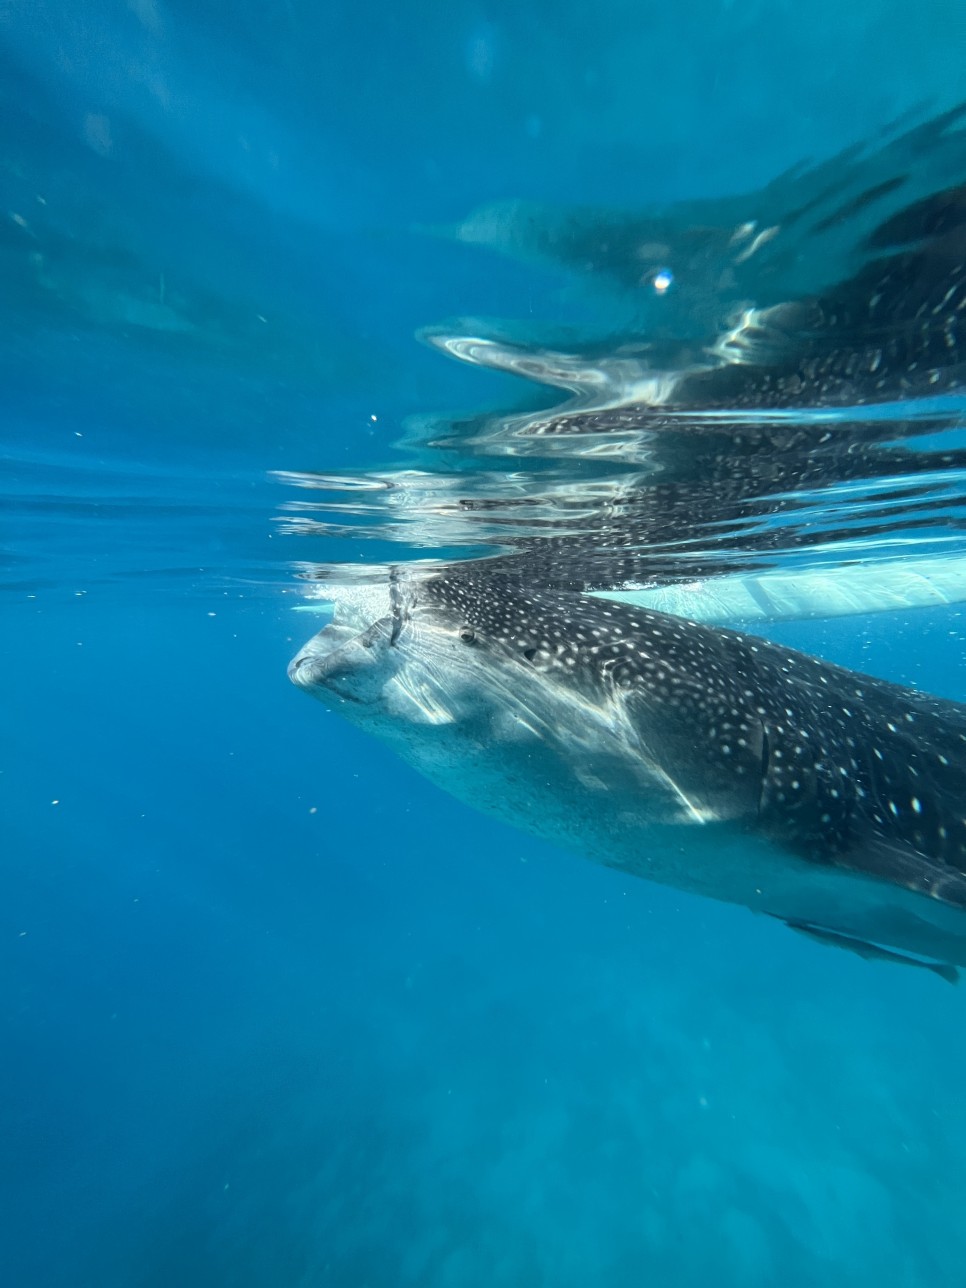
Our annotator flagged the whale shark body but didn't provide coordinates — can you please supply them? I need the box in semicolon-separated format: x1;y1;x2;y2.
290;573;966;980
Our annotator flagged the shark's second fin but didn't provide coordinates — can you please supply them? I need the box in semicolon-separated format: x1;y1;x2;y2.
779;919;960;985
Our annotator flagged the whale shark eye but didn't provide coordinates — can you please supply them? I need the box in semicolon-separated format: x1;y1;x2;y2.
522;646;537;662
459;626;477;644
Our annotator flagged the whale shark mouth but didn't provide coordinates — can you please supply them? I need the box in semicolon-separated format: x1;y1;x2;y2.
286;578;411;703
288;620;390;704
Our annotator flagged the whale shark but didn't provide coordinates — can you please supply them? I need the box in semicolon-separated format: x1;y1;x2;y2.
284;123;966;982
290;572;966;981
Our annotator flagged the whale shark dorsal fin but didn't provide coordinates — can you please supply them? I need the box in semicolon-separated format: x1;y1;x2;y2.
781;920;960;985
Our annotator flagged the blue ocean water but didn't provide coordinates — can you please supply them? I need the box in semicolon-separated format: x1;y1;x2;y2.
5;3;966;1286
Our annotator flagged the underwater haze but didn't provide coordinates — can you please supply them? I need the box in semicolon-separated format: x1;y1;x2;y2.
6;2;966;1286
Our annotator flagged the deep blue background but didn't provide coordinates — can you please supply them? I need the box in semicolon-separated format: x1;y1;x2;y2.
4;2;966;1285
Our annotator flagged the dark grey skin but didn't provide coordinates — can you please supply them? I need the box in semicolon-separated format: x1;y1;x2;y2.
290;573;966;980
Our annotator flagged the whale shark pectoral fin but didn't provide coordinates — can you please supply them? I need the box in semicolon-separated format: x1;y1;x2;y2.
777;918;960;985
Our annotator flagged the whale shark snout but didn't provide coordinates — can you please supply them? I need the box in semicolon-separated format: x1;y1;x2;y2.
288;614;398;706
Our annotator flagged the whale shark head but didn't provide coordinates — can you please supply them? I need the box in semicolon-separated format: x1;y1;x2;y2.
288;574;521;726
288;571;767;832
